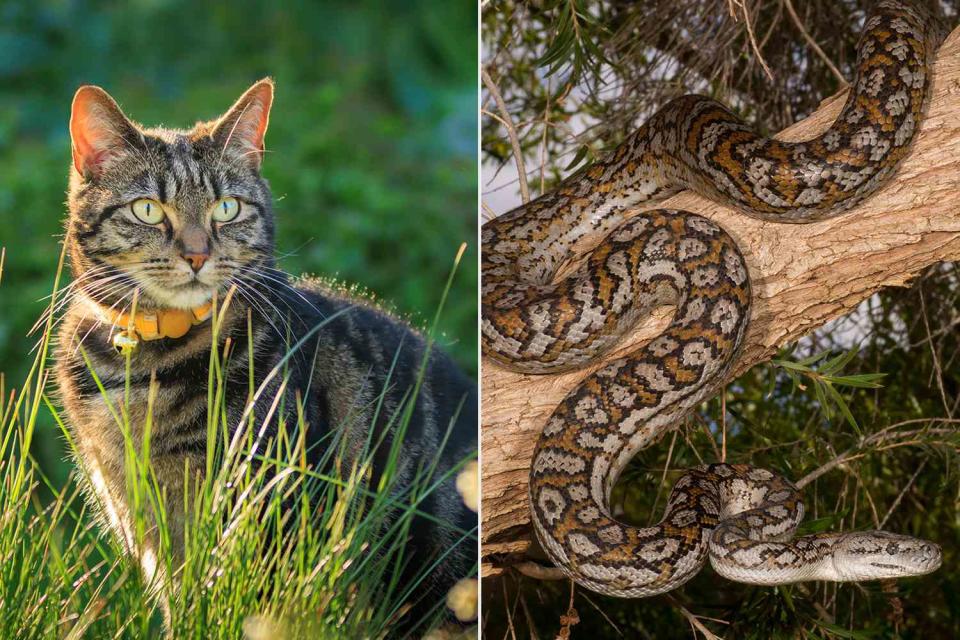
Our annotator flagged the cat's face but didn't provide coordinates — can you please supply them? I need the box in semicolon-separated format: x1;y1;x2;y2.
67;80;275;310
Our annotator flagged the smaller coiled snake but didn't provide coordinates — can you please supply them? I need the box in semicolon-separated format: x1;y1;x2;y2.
482;0;944;596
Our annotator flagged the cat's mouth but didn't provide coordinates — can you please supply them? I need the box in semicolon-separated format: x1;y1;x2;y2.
177;280;208;290
111;258;232;310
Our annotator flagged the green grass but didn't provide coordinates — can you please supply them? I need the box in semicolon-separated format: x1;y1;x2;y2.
0;243;478;638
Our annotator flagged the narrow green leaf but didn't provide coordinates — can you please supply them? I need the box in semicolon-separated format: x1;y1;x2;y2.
564;144;591;171
773;359;813;372
819;347;857;375
796;349;832;367
824;382;862;435
824;373;886;389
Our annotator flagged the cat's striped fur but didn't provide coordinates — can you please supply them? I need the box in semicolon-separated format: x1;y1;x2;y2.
54;79;477;622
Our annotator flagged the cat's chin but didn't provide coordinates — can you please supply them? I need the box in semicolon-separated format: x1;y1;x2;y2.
143;281;216;310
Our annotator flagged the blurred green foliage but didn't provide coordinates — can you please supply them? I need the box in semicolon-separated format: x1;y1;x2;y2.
0;1;477;486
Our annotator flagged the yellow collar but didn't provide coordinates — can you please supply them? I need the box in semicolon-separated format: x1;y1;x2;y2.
99;302;213;351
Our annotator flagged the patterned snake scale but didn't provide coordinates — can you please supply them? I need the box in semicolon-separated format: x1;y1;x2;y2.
482;0;945;596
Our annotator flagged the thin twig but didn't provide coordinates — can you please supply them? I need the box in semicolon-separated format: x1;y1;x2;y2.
649;430;679;525
482;67;530;204
848;463;881;528
919;288;954;418
879;458;928;529
783;0;846;85
668;596;726;640
556;581;580;639
518;592;541;640
731;0;773;80
579;591;626;637
694;413;721;461
481;201;499;223
721;392;727;462
796;423;960;489
501;578;519;640
683;418;706;465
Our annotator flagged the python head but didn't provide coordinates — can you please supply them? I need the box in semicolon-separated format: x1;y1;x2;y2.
831;531;942;582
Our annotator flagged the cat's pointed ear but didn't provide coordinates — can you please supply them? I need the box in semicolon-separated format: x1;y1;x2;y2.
211;78;274;170
70;85;142;179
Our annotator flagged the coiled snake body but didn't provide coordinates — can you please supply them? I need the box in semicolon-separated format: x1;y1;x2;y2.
482;0;944;596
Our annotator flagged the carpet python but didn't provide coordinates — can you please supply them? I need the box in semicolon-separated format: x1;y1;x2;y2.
482;0;945;596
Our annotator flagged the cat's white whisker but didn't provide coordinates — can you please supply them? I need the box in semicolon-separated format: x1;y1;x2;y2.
234;264;327;321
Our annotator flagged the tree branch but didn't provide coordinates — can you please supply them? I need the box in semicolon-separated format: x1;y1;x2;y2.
480;26;960;556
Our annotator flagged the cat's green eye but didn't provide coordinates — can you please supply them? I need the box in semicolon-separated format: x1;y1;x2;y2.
130;198;165;225
212;197;241;223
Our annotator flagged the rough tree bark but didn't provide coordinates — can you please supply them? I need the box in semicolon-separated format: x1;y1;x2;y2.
480;26;960;574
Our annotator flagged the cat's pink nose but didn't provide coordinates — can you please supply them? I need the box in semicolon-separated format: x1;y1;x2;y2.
182;252;209;272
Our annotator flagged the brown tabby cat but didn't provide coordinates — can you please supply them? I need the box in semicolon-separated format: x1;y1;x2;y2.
54;78;477;627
